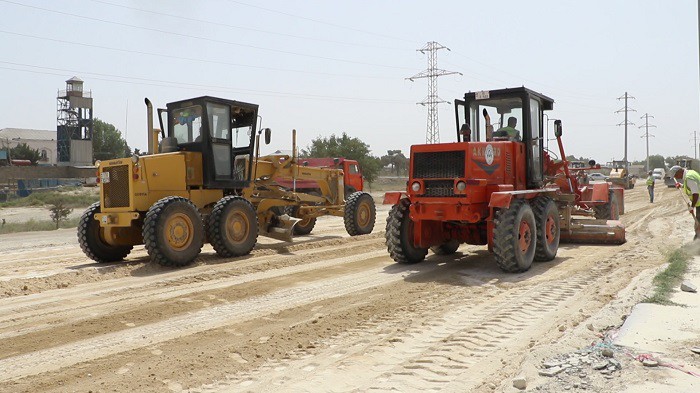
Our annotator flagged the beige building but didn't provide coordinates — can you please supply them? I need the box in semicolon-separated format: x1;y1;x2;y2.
0;128;58;165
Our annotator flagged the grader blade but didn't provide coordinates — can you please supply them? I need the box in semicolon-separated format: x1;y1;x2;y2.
560;219;626;244
260;215;301;242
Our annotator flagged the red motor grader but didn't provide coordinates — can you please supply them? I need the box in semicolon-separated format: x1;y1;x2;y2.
384;87;625;272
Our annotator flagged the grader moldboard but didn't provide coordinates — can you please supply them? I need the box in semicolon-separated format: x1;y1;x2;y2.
384;87;625;273
78;96;375;267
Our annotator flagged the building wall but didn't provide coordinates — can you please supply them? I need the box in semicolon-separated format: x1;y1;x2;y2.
0;166;95;183
6;139;57;165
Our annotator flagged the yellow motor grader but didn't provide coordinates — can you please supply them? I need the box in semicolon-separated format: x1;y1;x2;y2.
78;96;375;267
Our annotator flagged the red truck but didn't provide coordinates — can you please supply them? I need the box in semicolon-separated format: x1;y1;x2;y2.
275;157;364;197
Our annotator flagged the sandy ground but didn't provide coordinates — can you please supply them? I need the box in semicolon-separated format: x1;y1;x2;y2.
0;183;695;392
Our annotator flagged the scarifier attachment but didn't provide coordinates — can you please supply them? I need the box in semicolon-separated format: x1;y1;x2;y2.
560;219;626;244
260;214;300;242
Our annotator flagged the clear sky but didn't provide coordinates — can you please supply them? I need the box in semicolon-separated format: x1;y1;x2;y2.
0;0;698;163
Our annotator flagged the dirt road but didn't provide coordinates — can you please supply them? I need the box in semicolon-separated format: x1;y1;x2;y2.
0;183;689;392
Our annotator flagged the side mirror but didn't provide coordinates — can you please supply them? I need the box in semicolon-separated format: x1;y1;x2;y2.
554;120;563;137
264;128;271;145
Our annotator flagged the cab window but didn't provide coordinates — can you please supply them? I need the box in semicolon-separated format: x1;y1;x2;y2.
207;103;230;141
470;97;523;141
348;164;359;174
172;105;202;143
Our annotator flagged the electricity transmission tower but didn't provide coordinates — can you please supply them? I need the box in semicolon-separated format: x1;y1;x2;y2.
638;113;656;172
615;92;636;172
691;131;698;159
407;41;461;144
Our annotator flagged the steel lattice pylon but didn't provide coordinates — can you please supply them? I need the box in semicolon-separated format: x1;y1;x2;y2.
407;42;461;144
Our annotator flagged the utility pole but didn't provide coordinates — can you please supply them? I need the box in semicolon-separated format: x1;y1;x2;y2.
692;131;698;159
638;114;656;172
616;92;636;172
407;41;462;144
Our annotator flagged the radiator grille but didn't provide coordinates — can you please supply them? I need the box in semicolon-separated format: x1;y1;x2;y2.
103;165;130;208
505;152;512;177
423;179;457;197
413;150;465;179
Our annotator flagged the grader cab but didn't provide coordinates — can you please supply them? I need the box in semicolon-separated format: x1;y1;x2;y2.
79;96;375;268
384;87;624;273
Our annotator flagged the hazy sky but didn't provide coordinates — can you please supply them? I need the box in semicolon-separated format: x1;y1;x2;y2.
1;0;698;163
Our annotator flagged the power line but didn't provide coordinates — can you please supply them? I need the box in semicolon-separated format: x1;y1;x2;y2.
0;30;394;80
222;0;416;44
638;113;656;172
616;92;636;171
407;42;461;144
0;63;412;104
0;0;413;70
89;0;408;51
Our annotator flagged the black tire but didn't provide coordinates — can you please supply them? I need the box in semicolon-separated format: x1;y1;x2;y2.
430;240;460;255
493;199;537;273
594;191;620;220
386;198;428;264
208;196;258;258
77;202;132;263
344;191;376;236
283;205;317;235
532;197;560;262
143;197;204;267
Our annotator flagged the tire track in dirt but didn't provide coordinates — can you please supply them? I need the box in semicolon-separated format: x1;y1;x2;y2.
0;252;444;382
194;262;612;392
0;239;388;341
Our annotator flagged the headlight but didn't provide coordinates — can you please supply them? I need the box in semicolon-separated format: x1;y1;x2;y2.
131;154;140;164
456;181;467;191
411;181;421;192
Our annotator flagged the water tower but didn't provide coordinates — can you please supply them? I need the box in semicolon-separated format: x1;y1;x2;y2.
57;76;93;166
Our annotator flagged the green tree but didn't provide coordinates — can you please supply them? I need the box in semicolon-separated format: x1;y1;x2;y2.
93;118;131;161
381;150;408;176
301;133;381;183
49;201;73;229
10;143;40;164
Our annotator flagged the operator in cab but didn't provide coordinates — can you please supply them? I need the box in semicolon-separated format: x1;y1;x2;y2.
493;117;521;141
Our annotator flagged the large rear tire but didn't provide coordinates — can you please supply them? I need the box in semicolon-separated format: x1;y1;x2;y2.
78;202;133;263
143;197;204;267
532;197;560;262
344;191;376;236
594;191;620;220
493;199;536;273
208;196;258;257
430;240;460;255
386;198;428;264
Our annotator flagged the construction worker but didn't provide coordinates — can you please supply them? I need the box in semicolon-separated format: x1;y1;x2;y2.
646;171;655;203
493;117;521;141
670;165;700;239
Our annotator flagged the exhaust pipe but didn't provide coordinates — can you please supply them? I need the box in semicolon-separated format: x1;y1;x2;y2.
145;98;154;155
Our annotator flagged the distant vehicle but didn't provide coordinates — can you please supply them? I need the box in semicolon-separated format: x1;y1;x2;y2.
588;173;607;181
652;168;665;180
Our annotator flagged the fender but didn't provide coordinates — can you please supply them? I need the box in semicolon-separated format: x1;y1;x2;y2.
383;191;405;205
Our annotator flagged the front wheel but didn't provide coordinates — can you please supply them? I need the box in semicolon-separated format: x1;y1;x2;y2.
344;191;376;236
78;202;133;263
594;191;620;220
284;205;317;235
386;198;428;264
493;199;536;273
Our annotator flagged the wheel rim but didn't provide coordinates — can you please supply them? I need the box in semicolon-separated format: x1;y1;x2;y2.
518;220;532;253
545;215;557;244
166;213;194;251
357;200;371;227
225;210;250;244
